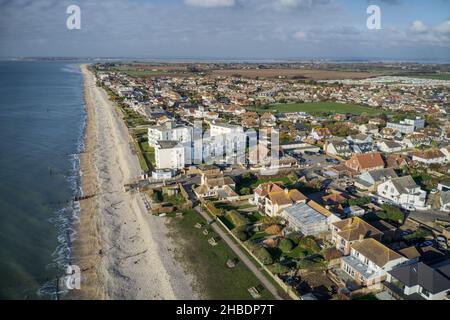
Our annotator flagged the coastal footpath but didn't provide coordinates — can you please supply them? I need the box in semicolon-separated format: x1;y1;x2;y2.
72;65;200;299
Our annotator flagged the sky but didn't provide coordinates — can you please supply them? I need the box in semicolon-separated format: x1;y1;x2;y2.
0;0;449;60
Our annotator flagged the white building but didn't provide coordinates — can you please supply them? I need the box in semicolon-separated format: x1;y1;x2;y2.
377;176;428;211
386;117;425;134
155;141;185;170
148;122;193;147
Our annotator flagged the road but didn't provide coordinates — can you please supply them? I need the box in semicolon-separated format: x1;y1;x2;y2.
194;206;284;300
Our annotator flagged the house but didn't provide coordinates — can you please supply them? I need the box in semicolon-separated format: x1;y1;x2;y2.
377;176;428;211
155;141;185;170
260;112;277;127
354;168;398;191
346;134;373;145
324;139;353;158
376;140;403;153
401;133;431;148
281;200;341;236
252;182;284;211
322;190;348;206
331;217;383;255
193;171;237;200
359;123;379;135
380;127;396;140
340;238;408;287
252;182;307;216
345;152;385;173
440;146;450;162
417;127;443;142
310;127;332;141
386;154;409;169
384;261;450;300
412;149;447;165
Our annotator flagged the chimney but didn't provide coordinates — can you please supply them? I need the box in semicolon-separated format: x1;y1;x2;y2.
359;234;364;241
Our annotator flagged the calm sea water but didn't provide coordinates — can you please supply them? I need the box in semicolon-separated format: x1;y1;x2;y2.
0;61;86;299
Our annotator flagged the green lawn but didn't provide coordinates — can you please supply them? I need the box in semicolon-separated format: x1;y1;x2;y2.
138;141;155;170
248;101;384;115
167;210;274;300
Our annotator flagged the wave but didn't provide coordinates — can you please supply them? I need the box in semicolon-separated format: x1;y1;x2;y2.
61;64;82;74
38;96;87;300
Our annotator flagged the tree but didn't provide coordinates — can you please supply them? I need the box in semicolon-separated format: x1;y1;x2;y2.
278;238;294;253
379;205;405;224
240;187;251;195
255;247;274;265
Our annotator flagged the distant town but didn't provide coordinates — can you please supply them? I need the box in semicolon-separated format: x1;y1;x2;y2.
90;62;450;301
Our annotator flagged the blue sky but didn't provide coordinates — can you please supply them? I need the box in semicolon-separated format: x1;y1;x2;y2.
0;0;449;60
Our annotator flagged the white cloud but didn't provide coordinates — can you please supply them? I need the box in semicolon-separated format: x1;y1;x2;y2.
410;20;428;34
293;30;307;41
434;20;450;35
184;0;235;8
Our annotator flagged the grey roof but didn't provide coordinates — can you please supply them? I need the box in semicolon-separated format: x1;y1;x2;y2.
368;168;398;182
157;140;182;149
388;261;450;294
390;176;419;193
380;139;402;148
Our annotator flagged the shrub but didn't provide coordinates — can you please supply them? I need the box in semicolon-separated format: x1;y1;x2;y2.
236;230;250;242
379;205;405;224
225;210;249;228
255;247;274;265
267;263;290;275
278;238;295;253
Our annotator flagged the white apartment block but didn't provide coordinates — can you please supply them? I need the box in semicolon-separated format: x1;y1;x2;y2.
386;117;425;134
148;121;193;147
155;141;185;170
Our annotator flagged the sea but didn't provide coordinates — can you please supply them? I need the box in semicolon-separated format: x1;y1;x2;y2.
0;61;86;299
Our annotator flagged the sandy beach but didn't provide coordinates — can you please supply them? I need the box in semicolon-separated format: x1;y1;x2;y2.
72;65;200;300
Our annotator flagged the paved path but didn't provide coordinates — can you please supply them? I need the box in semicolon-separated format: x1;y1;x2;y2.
194;206;284;300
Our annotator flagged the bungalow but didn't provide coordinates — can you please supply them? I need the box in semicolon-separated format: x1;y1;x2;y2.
281;200;341;236
345;152;385;173
340;238;408;287
376;140;403;153
385;261;450;300
331;217;383;255
377;176;428;211
354;168;398;191
412;149;447;165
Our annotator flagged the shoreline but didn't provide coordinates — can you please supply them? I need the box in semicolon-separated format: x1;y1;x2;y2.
71;64;200;300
